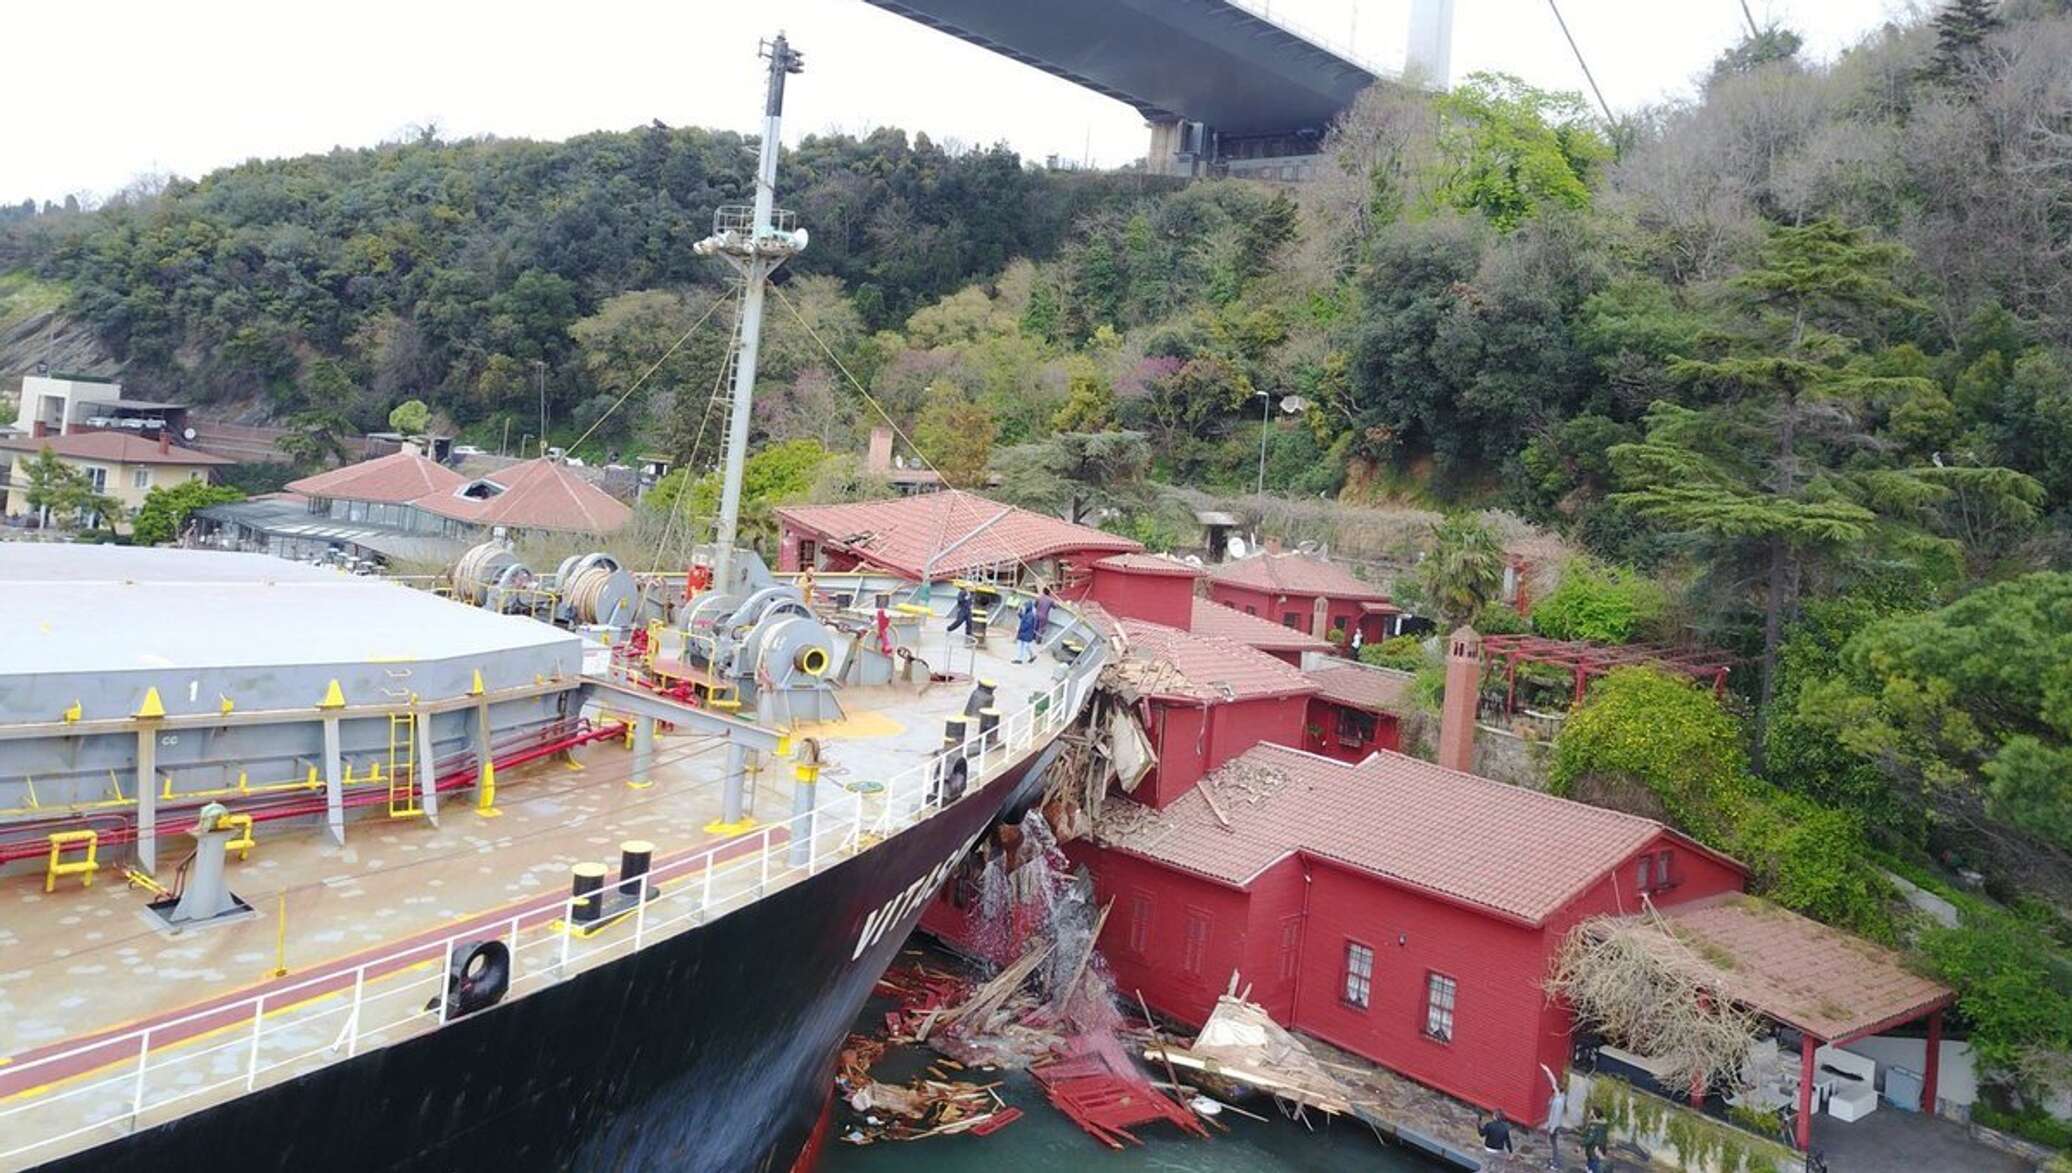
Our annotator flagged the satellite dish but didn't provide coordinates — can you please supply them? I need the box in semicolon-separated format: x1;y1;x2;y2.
182;427;197;441
1279;394;1309;414
1225;534;1248;560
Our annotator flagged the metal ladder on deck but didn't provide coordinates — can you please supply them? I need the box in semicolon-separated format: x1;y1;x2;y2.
383;670;423;819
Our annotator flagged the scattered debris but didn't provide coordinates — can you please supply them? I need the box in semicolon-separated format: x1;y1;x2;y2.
1031;1041;1211;1149
1146;987;1363;1120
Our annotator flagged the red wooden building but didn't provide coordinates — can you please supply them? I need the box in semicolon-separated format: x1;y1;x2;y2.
1075;742;1747;1127
1080;606;1318;809
1203;549;1401;650
1301;663;1410;761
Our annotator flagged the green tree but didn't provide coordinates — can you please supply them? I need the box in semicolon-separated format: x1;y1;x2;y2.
19;447;119;529
1797;573;2072;865
1051;362;1117;432
646;438;830;552
130;480;245;546
990;430;1151;524
1431;73;1610;231
912;384;996;487
1924;0;2003;88
277;409;353;467
1610;221;2040;765
1416;513;1506;629
387;398;430;436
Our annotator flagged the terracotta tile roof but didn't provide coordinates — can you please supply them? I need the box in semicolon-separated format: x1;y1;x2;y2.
286;453;630;533
1188;598;1333;653
468;458;632;533
0;432;231;466
774;490;1140;580
1205;551;1391;601
1092;552;1205;578
286;452;466;503
1113;618;1320;703
1640;895;1953;1041
1099;743;1690;924
1305;664;1413;713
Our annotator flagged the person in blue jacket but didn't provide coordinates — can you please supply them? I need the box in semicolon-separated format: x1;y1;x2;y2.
1014;598;1040;663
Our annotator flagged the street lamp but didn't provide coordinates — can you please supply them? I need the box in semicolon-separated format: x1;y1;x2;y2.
1255;389;1272;495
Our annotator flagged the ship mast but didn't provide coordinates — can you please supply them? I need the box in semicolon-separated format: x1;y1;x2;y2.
695;32;807;589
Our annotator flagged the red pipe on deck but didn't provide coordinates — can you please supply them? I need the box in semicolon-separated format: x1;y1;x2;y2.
0;721;627;866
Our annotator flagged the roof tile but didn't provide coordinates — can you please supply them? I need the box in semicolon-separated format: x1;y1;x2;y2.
1113;617;1319;703
1189;597;1333;653
1304;664;1413;713
0;432;232;466
1099;743;1677;924
286;452;465;503
1642;895;1953;1041
1206;551;1390;601
775;490;1139;579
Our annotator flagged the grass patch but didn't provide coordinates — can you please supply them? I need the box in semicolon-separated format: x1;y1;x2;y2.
0;270;69;329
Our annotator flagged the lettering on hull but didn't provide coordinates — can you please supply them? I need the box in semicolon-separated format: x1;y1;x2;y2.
851;828;984;960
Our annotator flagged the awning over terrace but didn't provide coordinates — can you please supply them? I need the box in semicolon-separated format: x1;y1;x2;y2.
1616;893;1956;1150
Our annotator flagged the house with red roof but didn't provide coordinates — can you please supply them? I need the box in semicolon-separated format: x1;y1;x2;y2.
772;490;1140;585
1204;549;1402;651
282;451;631;539
1302;661;1413;760
1;431;231;533
1077;742;1748;1128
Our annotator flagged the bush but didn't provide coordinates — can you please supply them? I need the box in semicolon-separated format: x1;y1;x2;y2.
1974;1100;2072;1151
1359;634;1428;671
1726;789;1895;941
1532;557;1668;644
1471;600;1531;635
1918;903;2072;1074
130;481;245;546
1552;668;1747;838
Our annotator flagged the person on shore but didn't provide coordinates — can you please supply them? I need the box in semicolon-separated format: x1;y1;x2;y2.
946;586;974;642
1013;598;1040;663
1541;1064;1568;1169
1480;1109;1515;1165
1581;1105;1610;1173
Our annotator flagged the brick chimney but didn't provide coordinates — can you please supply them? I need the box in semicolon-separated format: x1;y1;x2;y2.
31;420;46;439
1436;626;1481;772
158;430;171;455
867;427;894;474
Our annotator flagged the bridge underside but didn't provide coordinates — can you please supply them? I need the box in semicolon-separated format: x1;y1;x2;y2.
863;0;1383;176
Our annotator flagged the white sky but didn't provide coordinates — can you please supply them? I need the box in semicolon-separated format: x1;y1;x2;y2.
2;0;1920;205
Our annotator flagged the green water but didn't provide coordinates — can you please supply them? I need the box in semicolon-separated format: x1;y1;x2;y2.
820;968;1448;1173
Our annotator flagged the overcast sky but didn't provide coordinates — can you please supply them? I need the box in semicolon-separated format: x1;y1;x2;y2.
4;0;1921;205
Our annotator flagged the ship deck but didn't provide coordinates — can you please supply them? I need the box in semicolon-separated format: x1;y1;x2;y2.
0;621;1071;1169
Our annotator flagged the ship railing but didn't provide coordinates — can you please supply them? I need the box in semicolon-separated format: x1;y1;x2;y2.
0;656;1099;1165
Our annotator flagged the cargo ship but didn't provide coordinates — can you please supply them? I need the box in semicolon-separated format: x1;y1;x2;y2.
0;35;1097;1172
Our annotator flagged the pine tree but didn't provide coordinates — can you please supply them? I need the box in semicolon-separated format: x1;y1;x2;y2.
1924;0;2002;88
1611;220;2039;769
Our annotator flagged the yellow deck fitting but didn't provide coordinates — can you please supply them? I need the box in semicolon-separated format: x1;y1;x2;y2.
45;830;99;893
133;687;166;720
702;817;759;836
316;679;346;710
61;699;82;723
219;812;256;861
475;760;503;818
124;867;170;897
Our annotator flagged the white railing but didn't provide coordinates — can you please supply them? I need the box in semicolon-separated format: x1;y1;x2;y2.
0;657;1098;1166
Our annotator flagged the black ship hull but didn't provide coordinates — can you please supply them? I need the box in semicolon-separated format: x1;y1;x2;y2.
41;753;1042;1173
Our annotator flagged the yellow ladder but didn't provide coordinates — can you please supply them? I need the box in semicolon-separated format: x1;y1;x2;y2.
387;711;423;818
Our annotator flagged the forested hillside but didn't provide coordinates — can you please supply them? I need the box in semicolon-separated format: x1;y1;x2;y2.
7;2;2072;1134
0;126;1165;441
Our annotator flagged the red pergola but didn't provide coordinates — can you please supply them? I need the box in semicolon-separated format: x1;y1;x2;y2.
1478;634;1734;712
